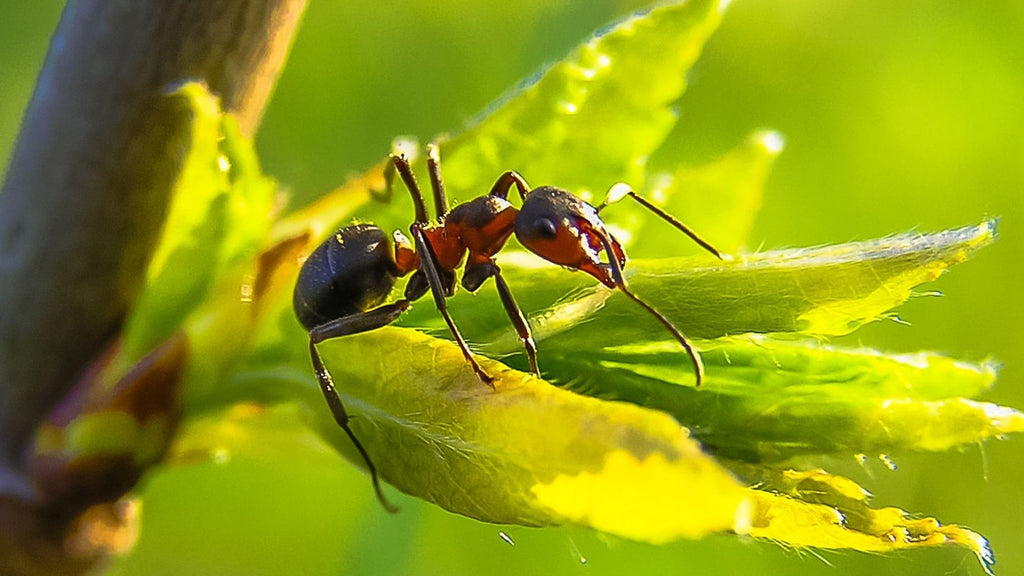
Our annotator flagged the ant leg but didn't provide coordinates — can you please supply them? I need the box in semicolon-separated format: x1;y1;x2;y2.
463;261;539;376
389;153;431;224
596;183;722;260
309;301;412;344
410;226;494;385
425;143;449;217
493;267;540;375
594;230;705;387
488;171;531;202
308;301;411;513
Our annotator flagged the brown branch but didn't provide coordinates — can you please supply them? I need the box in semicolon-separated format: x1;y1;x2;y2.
0;1;306;572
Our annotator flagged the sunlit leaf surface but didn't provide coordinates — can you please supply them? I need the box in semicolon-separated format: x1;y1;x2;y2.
98;1;1013;573
121;83;276;366
742;469;993;572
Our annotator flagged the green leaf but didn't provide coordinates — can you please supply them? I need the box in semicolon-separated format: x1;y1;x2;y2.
259;327;749;541
393;220;996;358
24;84;279;508
553;335;1013;461
617;129;783;257
441;0;727;200
147;3;1011;572
741;469;994;574
661;130;780;251
121;82;276;364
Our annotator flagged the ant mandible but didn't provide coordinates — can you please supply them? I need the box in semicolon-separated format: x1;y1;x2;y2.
292;144;723;511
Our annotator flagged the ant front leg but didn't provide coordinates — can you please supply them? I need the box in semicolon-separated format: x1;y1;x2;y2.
308;301;411;513
596;183;722;260
425;143;450;217
389;153;432;224
410;226;494;385
463;261;540;376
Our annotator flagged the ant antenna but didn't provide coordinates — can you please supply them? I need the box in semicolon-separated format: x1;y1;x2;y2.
595;230;706;387
619;286;705;385
597;183;722;260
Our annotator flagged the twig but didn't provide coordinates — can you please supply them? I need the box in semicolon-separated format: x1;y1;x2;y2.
0;1;306;573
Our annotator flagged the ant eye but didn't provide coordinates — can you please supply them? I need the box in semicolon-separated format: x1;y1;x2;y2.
535;217;558;239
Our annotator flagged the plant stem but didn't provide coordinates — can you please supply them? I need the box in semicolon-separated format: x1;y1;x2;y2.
0;0;305;572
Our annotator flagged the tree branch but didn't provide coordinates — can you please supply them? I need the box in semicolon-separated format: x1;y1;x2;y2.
0;2;305;571
0;0;305;472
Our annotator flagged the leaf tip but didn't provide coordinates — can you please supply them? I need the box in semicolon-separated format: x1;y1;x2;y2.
982;216;999;241
752;129;785;156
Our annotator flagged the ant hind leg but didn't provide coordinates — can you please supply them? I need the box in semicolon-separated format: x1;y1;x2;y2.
308;301;412;512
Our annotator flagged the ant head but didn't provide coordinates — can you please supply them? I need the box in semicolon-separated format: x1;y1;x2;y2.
514;186;626;288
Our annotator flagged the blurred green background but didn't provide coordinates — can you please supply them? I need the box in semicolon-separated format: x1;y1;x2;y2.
2;1;1021;575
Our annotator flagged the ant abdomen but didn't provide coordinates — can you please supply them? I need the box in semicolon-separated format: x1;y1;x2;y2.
293;224;401;331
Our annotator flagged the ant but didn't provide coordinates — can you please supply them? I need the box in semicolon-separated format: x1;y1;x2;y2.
292;144;722;511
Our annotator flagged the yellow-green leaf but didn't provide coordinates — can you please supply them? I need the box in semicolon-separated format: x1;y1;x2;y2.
440;0;727;207
741;469;994;574
121;82;276;364
298;328;749;540
552;335;1013;461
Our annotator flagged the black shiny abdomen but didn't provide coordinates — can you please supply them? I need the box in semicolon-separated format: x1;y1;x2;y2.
293;224;400;330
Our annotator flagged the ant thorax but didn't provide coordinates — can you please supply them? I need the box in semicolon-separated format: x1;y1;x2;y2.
426;195;519;267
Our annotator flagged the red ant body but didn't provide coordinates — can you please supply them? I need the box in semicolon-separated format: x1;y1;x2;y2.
293;144;721;510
